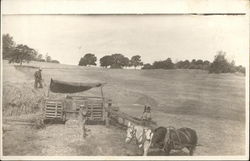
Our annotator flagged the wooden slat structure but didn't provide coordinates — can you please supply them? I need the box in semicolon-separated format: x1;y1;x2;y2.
44;99;64;120
86;98;104;121
63;96;106;123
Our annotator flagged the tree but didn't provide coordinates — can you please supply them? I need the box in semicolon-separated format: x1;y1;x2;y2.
152;58;174;69
142;63;153;69
164;58;174;69
45;53;52;62
37;54;43;60
3;34;15;59
110;53;128;69
189;59;197;69
121;56;130;68
209;51;235;73
9;44;36;65
78;53;97;66
100;55;114;68
130;55;143;69
183;60;190;69
235;65;245;74
50;60;60;64
203;60;210;70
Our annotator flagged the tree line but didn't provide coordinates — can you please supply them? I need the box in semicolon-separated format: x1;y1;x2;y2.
2;34;60;65
78;51;245;74
79;53;143;69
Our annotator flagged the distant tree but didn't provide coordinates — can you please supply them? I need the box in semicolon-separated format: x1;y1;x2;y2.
121;56;130;68
130;55;143;69
195;59;204;69
39;59;46;62
175;60;184;69
164;58;174;69
78;53;97;66
46;55;52;62
37;54;43;60
235;65;245;74
189;59;197;69
142;63;153;69
152;61;165;69
152;58;174;69
9;44;36;65
209;51;236;73
110;53;128;69
183;60;190;69
202;60;210;70
50;60;60;64
100;55;114;68
3;34;15;59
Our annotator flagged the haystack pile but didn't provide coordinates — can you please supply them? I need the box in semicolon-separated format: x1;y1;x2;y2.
2;82;46;116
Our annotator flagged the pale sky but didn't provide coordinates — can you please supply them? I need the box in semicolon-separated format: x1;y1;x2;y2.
2;15;248;66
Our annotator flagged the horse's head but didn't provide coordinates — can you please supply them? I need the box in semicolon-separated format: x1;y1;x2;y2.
125;121;136;143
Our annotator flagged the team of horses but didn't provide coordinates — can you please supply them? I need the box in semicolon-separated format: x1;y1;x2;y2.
125;121;198;156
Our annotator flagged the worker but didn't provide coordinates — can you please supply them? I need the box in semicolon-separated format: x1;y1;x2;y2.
141;105;152;126
141;105;148;120
146;106;152;121
34;68;43;88
79;104;89;138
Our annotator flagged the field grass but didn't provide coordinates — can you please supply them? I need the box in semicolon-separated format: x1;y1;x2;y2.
2;61;246;156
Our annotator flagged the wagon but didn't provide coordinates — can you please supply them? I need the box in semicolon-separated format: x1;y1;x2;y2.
43;79;111;125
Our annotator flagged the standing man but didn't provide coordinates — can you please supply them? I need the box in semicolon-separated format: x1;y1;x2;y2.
79;104;89;138
34;68;43;88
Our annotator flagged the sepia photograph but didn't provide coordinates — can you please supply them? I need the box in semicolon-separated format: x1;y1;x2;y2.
1;0;249;160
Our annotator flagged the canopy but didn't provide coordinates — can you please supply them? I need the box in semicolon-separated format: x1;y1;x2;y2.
49;79;103;93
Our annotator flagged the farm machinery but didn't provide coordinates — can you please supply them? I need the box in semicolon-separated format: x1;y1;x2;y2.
43;78;111;125
43;78;157;128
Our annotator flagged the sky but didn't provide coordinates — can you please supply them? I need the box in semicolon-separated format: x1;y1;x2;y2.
2;14;248;66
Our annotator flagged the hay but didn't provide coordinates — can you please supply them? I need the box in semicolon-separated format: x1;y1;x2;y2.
2;82;47;116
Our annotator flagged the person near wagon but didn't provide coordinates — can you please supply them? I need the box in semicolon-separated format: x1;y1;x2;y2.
34;68;43;88
141;105;152;121
79;104;89;138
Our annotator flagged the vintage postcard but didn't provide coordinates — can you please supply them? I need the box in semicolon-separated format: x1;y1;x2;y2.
1;0;249;160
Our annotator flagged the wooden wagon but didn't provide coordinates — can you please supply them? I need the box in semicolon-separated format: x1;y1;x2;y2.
43;79;110;125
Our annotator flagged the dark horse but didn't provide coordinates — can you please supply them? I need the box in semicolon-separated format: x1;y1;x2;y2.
151;126;198;155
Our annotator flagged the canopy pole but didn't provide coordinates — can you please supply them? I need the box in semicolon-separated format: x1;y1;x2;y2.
47;88;50;97
100;86;104;100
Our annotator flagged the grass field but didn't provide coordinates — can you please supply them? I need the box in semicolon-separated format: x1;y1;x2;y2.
2;61;246;156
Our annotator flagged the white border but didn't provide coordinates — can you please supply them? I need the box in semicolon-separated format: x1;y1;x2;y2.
1;0;249;160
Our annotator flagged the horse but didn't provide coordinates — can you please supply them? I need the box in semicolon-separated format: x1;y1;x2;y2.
151;126;198;155
125;121;154;156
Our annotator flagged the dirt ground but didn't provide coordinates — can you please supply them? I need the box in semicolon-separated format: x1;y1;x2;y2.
3;118;190;156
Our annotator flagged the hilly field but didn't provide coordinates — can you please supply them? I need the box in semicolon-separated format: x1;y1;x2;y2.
2;61;246;156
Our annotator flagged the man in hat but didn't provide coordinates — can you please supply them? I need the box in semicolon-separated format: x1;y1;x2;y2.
34;68;43;88
79;104;89;138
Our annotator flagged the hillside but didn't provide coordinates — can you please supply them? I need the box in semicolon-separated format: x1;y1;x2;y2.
2;61;246;156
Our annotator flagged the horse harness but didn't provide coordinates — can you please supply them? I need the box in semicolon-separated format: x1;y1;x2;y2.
164;127;192;149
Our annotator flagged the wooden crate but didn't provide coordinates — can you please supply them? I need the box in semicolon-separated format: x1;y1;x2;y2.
86;98;104;121
44;99;64;120
64;96;105;122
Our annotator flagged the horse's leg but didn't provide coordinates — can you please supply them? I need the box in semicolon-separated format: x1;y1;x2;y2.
187;146;195;156
143;141;151;156
164;144;171;155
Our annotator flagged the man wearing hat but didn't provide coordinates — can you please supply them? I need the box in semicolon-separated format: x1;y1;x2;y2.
79;104;89;138
34;68;43;88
